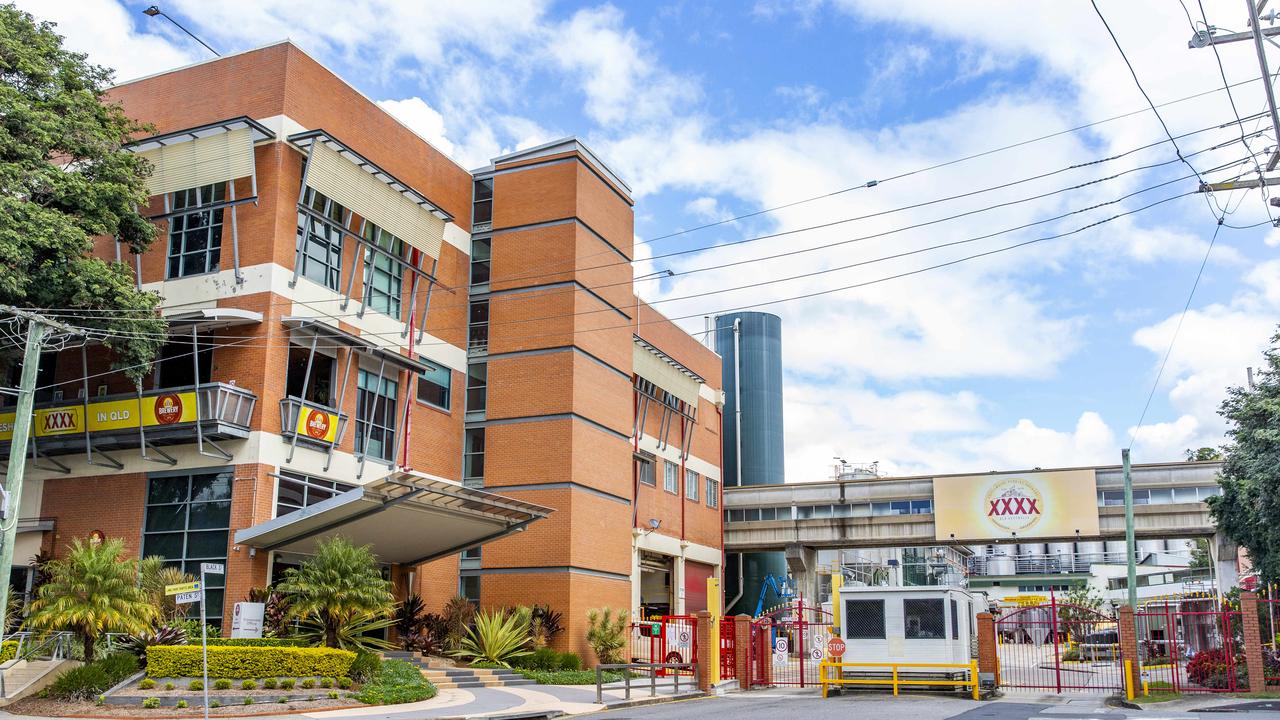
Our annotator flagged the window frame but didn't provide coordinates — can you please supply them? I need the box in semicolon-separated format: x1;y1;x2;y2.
469;300;490;354
274;470;355;519
685;468;699;501
465;362;487;414
471;237;491;285
297;188;346;291
166;183;226;279
361;223;406;320
706;477;719;508
663;461;679;494
463;427;486;485
637;453;656;487
142;471;232;626
416;363;451;411
354;369;398;463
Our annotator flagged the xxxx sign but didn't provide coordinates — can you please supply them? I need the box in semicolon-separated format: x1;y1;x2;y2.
932;469;1099;541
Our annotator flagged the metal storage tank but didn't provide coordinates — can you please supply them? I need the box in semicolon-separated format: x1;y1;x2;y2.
1047;542;1075;571
717;312;788;615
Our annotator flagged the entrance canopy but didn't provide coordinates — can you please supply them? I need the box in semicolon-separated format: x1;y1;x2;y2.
234;470;551;566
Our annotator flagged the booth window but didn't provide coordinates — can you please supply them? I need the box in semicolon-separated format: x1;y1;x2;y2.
275;471;354;518
355;370;397;462
142;471;231;626
362;224;405;320
417;363;451;410
167;183;225;278
297;188;346;291
844;599;885;639
904;598;946;640
637;452;656;487
663;461;678;493
950;599;959;640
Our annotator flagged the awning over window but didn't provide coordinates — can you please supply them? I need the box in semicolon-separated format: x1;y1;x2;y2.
290;130;449;260
128;117;274;197
164;308;264;333
233;471;552;566
282;316;431;374
633;338;702;408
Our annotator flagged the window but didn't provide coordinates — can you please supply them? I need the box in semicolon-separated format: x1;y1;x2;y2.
143;471;231;626
275;471;354;518
663;461;678;494
759;507;776;521
297;188;346;291
471;238;491;285
156;338;213;389
465;363;487;414
362;224;405;319
469;300;489;354
459;573;481;608
637;453;656;487
685;469;699;501
890;500;910;515
910;500;933;514
464;428;485;485
417;363;451;410
355;370;397;462
167;183;225;278
903;599;946;639
285;347;334;406
1101;489;1149;506
473;178;493;226
1173;487;1199;503
706;478;719;508
951;599;959;640
844;599;885;639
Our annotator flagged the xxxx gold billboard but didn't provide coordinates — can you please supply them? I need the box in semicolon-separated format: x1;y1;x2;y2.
932;469;1099;541
0;392;198;441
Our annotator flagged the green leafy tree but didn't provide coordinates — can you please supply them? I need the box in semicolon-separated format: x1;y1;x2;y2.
586;608;628;665
138;555;195;625
1208;329;1280;583
0;5;166;380
275;537;394;649
1057;585;1105;642
24;537;157;661
1185;447;1223;461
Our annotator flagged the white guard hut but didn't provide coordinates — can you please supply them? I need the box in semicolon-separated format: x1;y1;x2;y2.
837;585;978;666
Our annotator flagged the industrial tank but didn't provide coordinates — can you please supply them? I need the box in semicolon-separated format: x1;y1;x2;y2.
717;312;788;615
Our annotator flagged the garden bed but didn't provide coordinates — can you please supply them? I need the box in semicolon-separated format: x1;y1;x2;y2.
5;695;358;717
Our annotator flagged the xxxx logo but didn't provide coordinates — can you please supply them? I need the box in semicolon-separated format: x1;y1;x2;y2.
988;496;1040;517
41;411;77;433
983;478;1044;532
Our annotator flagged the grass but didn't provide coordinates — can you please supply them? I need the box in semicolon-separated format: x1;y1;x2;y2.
1140;690;1280;704
353;660;437;705
516;669;624;685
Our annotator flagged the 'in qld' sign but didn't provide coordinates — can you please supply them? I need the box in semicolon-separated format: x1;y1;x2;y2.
932;469;1099;541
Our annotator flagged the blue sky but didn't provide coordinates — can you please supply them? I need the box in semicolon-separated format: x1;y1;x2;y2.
36;0;1280;480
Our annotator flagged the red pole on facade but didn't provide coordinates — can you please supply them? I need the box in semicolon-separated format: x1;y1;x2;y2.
799;595;805;687
1049;591;1063;693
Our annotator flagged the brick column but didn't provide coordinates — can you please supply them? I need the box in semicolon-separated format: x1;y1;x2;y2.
1241;591;1266;691
976;612;999;687
695;611;714;692
734;615;751;690
1118;605;1141;694
758;618;773;687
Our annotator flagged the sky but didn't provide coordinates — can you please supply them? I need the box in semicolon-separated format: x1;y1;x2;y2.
26;0;1280;482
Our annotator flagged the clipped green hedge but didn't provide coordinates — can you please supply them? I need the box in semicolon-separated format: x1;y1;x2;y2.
0;640;17;664
145;646;355;679
205;638;306;647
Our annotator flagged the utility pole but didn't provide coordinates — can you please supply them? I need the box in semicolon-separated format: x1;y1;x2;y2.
1189;0;1280;210
1122;448;1137;609
0;307;81;644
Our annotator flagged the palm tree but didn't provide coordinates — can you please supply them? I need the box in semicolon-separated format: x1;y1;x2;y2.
25;538;158;662
275;537;394;648
138;556;196;625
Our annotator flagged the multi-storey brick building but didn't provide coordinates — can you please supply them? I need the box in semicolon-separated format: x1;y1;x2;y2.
0;41;723;660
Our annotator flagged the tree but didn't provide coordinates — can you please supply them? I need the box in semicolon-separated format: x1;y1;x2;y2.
586;607;628;665
1208;328;1280;583
0;6;166;380
275;537;394;649
138;556;195;626
1185;447;1223;461
24;537;157;661
1057;585;1106;643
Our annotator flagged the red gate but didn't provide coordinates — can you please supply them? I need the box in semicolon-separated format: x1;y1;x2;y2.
720;618;737;680
628;615;698;675
747;599;833;688
994;598;1123;693
1137;599;1248;693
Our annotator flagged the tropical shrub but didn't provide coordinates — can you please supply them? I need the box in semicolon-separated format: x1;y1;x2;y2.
141;697;160;709
124;625;188;664
453;608;532;667
1186;648;1244;689
294;609;394;651
320;677;334;688
517;647;564;671
353;659;436;705
263;678;278;689
210;700;221;708
163;682;174;690
348;651;382;683
276;537;394;649
138;679;156;690
559;652;583;671
586;608;629;665
243;696;253;705
138;556;196;625
46;653;139;700
301;678;316;689
25;538;157;662
206;637;305;647
337;676;353;689
328;691;338;699
0;640;17;663
529;604;564;650
213;679;232;690
171;619;219;642
246;586;292;638
175;700;188;708
241;679;256;690
442;595;476;651
145;646;355;679
187;680;203;691
280;678;296;690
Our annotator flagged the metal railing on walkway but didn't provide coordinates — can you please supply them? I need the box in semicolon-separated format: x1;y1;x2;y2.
0;631;73;698
818;659;980;700
594;662;696;704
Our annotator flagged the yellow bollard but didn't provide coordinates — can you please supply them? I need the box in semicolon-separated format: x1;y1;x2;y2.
892;665;899;696
1123;659;1135;701
970;660;980;700
1143;679;1149;697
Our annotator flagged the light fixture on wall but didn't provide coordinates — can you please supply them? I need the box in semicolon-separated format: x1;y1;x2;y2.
644;518;661;535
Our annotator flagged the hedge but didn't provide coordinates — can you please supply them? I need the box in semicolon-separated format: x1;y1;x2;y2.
205;638;307;647
145;646;355;679
0;640;17;664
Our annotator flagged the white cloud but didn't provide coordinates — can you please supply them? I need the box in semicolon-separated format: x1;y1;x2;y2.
376;97;456;159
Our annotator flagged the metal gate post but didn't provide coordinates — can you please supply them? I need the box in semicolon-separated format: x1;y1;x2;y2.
1049;593;1063;693
798;598;806;687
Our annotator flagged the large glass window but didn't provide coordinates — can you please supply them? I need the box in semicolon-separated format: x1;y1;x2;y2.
464;428;485;485
460;573;481;608
275;471;354;518
663;461;678;494
167;183;226;278
297;188;346;291
362;223;405;319
156;338;213;389
844;599;886;639
685;469;699;501
471;238;491;285
473;178;493;226
465;363;487;414
469;300;489;354
285;347;334;407
142;471;231;625
417;363;450;410
355;370;397;462
904;598;946;639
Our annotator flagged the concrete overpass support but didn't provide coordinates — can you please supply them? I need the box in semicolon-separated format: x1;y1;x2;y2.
1214;532;1240;590
785;543;819;607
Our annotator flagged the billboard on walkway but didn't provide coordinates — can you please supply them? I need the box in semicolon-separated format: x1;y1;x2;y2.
932;469;1099;541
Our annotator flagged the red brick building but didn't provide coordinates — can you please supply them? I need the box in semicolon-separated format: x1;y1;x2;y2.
0;41;723;660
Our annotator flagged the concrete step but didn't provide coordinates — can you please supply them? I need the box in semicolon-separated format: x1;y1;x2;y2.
419;665;534;688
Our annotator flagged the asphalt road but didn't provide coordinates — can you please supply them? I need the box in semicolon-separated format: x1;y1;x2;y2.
580;690;1280;720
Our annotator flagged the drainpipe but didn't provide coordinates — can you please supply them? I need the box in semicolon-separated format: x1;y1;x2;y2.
724;318;745;614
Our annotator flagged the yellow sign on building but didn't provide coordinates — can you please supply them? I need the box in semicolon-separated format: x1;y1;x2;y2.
932;469;1099;541
294;406;340;444
0;391;199;441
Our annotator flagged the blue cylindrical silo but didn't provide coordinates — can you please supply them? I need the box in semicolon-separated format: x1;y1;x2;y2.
716;312;787;615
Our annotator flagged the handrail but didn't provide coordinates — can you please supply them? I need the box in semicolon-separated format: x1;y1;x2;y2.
594;662;695;704
818;659;980;700
0;631;73;698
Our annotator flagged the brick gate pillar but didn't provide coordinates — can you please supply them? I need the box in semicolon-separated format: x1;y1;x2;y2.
734;614;752;690
758;618;773;687
1118;605;1141;694
695;610;714;691
1241;591;1266;690
976;612;999;687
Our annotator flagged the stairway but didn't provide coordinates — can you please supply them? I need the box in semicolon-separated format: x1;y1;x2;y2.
382;652;535;689
0;659;72;705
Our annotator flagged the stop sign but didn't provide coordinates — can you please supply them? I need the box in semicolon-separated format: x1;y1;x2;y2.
827;637;847;657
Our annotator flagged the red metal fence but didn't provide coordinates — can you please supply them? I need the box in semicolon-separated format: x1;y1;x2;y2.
1136;602;1247;693
720;618;737;680
747;600;833;688
994;600;1123;693
628;615;698;675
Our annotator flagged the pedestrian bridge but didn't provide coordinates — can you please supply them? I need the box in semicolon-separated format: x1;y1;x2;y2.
723;460;1223;552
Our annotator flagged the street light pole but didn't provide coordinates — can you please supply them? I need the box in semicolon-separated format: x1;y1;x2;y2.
142;6;219;57
1122;448;1137;609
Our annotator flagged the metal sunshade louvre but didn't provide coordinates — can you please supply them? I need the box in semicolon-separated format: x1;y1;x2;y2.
136;127;256;197
632;340;701;408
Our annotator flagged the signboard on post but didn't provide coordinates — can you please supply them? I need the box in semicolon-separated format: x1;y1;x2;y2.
164;581;201;596
827;637;847;657
230;602;265;639
932;469;1100;541
174;591;203;605
200;563;224;575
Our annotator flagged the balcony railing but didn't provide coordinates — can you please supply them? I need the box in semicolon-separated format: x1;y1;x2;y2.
966;551;1159;576
279;396;349;448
